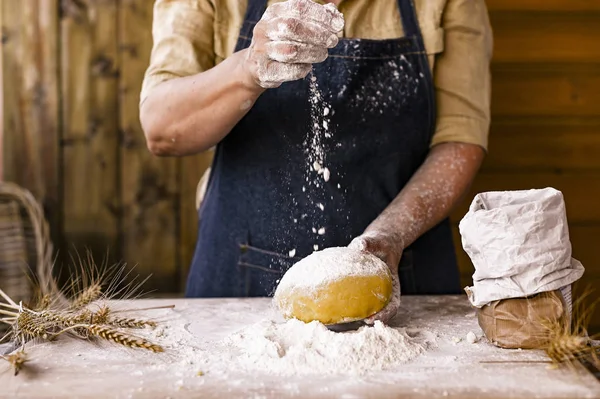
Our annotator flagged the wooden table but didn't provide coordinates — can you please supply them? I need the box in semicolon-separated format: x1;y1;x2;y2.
0;296;598;399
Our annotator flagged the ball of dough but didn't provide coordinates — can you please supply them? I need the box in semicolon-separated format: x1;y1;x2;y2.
273;246;393;325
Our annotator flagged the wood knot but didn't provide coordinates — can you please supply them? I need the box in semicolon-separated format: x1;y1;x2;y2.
119;44;139;59
120;128;140;149
60;0;87;23
92;55;118;78
1;28;9;45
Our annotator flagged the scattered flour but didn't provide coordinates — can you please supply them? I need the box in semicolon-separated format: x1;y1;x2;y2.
218;318;427;376
466;331;478;344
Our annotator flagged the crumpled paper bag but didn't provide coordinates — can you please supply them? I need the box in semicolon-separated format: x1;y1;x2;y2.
477;290;568;349
459;187;584;308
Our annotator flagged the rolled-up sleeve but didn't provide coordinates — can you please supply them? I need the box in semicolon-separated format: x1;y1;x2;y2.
140;0;216;105
430;0;493;151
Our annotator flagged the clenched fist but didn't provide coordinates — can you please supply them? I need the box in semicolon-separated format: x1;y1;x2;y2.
243;0;345;89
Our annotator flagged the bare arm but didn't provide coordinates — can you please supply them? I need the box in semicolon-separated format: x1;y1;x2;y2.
140;50;265;157
140;0;344;157
366;142;484;250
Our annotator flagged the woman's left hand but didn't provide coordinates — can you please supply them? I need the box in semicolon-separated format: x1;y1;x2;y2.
348;233;402;325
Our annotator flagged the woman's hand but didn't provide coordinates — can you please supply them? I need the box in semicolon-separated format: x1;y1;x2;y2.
244;0;344;89
348;233;403;325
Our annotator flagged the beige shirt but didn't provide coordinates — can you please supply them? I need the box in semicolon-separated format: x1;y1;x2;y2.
141;0;493;150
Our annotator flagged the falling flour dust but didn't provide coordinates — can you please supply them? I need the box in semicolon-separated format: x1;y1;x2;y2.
304;72;335;201
291;70;341;257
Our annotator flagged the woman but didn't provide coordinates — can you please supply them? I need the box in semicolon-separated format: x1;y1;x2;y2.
140;0;492;324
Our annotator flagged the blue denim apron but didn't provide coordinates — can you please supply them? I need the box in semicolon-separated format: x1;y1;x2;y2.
186;0;461;298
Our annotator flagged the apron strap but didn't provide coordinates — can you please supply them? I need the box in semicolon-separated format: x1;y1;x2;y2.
235;0;269;52
238;0;425;49
397;0;423;41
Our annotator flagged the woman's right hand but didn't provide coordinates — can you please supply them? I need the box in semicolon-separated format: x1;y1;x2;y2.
243;0;345;89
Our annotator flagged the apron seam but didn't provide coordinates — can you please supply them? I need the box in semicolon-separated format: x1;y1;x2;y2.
238;262;284;275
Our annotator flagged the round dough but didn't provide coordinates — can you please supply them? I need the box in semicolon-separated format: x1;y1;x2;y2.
273;246;393;325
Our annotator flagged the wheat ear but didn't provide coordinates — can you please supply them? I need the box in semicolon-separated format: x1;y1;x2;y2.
69;283;102;310
1;350;27;376
537;285;600;370
87;324;162;352
15;312;50;342
107;317;156;329
55;324;163;353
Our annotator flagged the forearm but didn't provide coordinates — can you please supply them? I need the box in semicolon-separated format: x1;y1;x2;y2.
140;49;265;157
363;142;485;249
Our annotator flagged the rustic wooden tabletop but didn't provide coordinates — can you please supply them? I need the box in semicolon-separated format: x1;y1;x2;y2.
0;295;598;399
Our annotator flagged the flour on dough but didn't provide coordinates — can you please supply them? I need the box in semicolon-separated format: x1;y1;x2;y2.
273;247;393;324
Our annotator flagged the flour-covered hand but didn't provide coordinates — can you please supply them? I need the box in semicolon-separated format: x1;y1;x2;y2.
243;0;344;88
348;233;402;325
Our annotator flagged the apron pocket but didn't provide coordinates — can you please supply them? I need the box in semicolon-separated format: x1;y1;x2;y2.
238;244;301;297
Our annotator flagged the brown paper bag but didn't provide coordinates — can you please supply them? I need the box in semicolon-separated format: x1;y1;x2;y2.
477;290;568;349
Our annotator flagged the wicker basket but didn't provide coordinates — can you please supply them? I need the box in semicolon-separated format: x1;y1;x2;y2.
0;182;54;305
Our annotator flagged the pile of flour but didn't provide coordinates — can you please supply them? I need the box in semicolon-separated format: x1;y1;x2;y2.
215;318;429;376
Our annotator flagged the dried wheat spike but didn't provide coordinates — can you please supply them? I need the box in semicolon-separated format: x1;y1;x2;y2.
108;317;156;329
1;350;27;376
38;310;72;325
544;319;591;364
16;313;48;339
70;283;102;309
87;324;163;353
91;305;111;324
35;295;51;311
34;309;87;331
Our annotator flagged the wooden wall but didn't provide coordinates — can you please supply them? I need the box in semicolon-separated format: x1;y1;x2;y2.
1;1;599;329
451;0;600;332
1;0;212;294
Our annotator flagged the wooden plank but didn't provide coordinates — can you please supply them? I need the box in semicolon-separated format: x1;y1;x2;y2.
483;118;600;171
486;0;600;12
491;12;600;64
0;1;3;179
450;172;600;224
119;0;181;293
571;277;600;335
179;152;213;292
1;0;61;244
491;66;600;117
61;0;120;267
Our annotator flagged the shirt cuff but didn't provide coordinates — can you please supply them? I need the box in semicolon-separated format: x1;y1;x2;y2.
140;72;177;107
430;116;489;152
